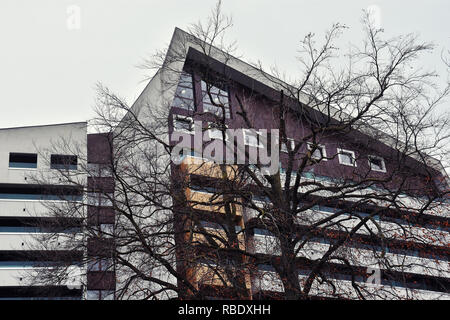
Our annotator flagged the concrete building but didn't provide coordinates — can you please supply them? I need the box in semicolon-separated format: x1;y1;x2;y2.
0;27;448;300
0;122;86;299
0;124;117;300
156;28;449;299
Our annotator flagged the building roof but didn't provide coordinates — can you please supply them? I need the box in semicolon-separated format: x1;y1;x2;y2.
0;121;87;131
131;27;448;179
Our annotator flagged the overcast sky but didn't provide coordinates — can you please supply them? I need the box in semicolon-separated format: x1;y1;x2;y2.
0;0;448;129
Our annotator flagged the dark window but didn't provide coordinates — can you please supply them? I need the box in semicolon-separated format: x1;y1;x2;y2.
0;261;56;268
173;115;194;133
9;153;37;169
0;184;82;201
50;155;77;170
368;155;386;172
172;72;195;111
257;264;275;272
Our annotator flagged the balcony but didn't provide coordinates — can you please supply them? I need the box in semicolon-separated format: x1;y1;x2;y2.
190;227;246;251
0;265;82;287
188;264;252;291
180;156;237;180
186;189;242;217
0;200;49;217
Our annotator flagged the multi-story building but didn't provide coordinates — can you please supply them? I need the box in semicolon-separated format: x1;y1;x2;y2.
0;27;448;300
156;28;449;299
85;133;116;300
0;124;117;300
0;122;86;299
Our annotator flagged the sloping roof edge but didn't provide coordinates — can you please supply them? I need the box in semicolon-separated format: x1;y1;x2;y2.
0;121;87;131
132;27;449;180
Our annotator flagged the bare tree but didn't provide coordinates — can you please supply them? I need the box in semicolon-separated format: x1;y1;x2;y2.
26;2;449;300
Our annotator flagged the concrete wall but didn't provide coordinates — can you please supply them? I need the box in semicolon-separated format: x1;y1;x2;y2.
0;122;87;295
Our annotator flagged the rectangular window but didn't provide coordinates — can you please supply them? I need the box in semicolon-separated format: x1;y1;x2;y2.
172;72;195;111
243;129;264;148
279;138;295;153
50;155;77;170
189;185;217;194
257;264;276;272
307;143;327;161
173;115;194;133
368;155;386;172
201;80;230;118
9;153;37;169
337;148;357;167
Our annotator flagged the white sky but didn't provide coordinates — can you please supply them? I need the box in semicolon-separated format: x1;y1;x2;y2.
0;0;448;129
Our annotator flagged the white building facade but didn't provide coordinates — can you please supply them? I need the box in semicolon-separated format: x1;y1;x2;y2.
0;122;87;299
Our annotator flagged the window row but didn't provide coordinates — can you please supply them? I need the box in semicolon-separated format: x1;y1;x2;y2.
172;117;265;148
172;119;387;173
280;140;385;172
0;184;83;201
8;152;77;170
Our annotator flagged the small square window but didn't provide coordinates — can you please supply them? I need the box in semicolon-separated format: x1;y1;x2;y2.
368;155;386;172
173;115;194;133
201;80;230;118
279;138;295;153
337;148;357;167
173;72;195;111
307;143;327;161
